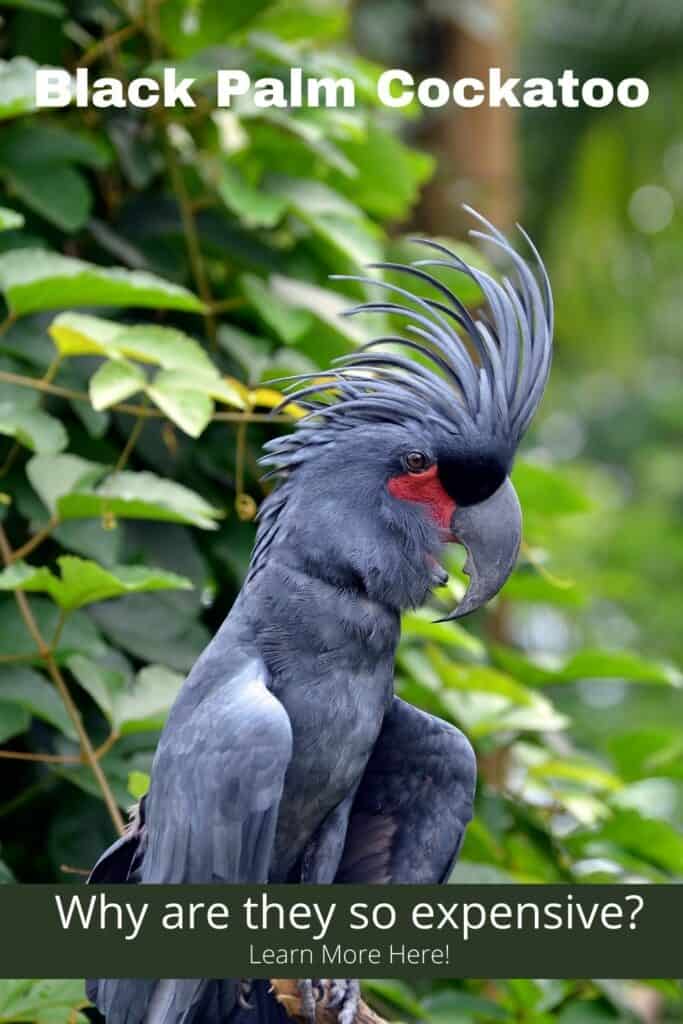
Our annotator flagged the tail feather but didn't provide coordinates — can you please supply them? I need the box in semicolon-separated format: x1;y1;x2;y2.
85;800;288;1023
88;979;288;1024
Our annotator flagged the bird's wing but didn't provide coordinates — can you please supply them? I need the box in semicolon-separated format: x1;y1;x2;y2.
141;655;292;884
335;696;476;884
89;655;293;1024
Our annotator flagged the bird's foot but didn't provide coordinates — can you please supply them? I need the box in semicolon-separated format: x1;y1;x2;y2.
328;979;360;1024
296;978;360;1024
297;978;324;1023
237;979;254;1010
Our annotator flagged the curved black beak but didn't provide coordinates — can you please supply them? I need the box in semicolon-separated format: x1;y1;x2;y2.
442;477;522;620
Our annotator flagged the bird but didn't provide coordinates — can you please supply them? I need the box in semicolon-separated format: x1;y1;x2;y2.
86;207;553;1024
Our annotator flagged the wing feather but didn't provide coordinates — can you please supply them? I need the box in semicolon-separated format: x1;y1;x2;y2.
89;655;292;1024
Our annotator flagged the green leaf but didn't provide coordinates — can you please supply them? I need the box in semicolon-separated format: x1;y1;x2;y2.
1;122;110;171
0;700;31;744
0;979;88;1023
449;860;515;884
268;274;367;362
608;729;683;781
217;324;272;384
0;207;24;232
100;323;216;372
0;848;15;883
530;758;622;792
0;123;109;232
401;609;485;657
90;592;208;673
0;0;65;15
48;312;121;357
151;366;245;406
66;654;125;723
423;643;570;735
51;315;240;386
504;569;584;608
54;317;246;419
0;402;67;453
555;649;682;686
146;371;214;437
113;664;183;733
240;273;311;343
247;108;357;177
27;456;223;530
331;122;435;220
429;647;535;705
89;359;146;410
0;667;77;740
158;0;274;57
128;769;150;799
1;162;91;233
0;251;204;315
26;453;107;514
0;57;42;121
0;596;105;662
66;471;222;530
571;808;683;875
217;163;288;229
492;644;682;688
512;461;592;520
268;175;383;266
423;990;509;1024
0;556;193;610
361;980;426;1019
253;3;346;43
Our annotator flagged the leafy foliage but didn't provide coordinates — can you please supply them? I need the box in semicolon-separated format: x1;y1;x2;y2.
0;0;681;1022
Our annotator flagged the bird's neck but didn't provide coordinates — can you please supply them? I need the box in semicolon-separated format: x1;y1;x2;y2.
237;555;401;682
247;483;438;614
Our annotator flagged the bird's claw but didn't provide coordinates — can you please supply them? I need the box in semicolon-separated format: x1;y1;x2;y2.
329;979;360;1024
298;978;324;1023
297;978;360;1024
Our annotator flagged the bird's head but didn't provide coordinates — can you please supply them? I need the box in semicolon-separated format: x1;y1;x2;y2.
258;208;553;619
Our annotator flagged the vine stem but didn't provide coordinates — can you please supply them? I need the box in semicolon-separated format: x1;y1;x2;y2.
235;420;247;496
78;22;140;67
115;413;146;472
0;525;125;835
0;730;119;767
140;3;220;348
160;121;217;346
9;516;59;564
0;370;292;423
0;314;16;339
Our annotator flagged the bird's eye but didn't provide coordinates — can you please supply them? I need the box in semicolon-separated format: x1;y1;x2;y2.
404;451;430;473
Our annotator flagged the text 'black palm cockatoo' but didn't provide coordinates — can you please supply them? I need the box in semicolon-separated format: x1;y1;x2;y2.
88;209;553;1024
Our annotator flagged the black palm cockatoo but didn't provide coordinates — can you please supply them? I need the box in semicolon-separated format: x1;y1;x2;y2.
87;209;553;1024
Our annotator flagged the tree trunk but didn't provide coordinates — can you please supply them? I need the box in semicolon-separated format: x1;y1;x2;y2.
418;0;520;234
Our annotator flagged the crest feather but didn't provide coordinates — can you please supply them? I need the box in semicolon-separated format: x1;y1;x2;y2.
260;207;553;480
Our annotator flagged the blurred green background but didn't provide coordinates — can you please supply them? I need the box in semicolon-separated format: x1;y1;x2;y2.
0;0;682;1021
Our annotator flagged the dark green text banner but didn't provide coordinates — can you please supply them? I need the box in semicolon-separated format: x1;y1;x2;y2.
1;885;677;978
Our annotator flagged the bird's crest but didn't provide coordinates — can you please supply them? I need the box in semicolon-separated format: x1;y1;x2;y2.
260;207;553;479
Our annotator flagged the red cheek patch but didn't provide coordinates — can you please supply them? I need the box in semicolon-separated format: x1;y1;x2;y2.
388;464;456;530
